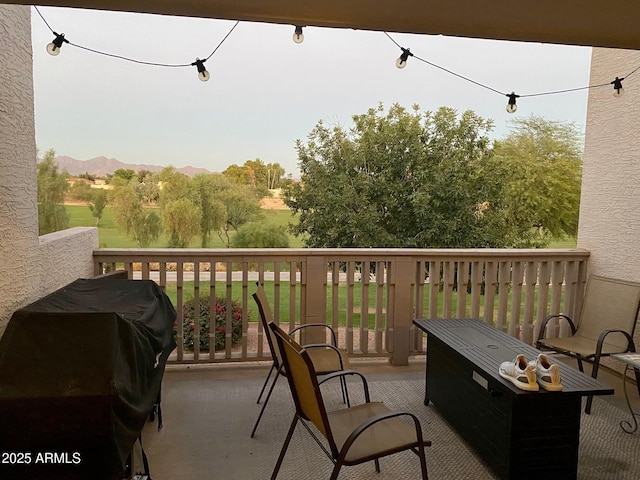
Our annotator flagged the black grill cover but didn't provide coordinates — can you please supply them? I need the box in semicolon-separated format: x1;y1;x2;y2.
0;277;176;480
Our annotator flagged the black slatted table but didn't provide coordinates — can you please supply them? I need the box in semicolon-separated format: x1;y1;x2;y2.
413;318;613;480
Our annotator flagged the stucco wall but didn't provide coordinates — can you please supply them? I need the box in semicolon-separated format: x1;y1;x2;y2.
579;48;640;281
579;48;640;369
0;4;40;331
0;5;98;335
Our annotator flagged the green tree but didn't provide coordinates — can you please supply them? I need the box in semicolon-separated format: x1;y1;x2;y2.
221;164;250;185
88;190;109;226
265;162;286;189
113;168;136;182
231;222;290;248
163;198;202;248
223;159;286;191
158;166;190;209
69;182;109;226
110;184;161;247
136;171;160;205
68;180;92;202
37;149;69;235
284;104;498;248
216;186;264;247
189;174;227;247
490;115;583;246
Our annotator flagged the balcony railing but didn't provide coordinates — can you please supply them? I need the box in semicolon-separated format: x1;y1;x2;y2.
93;248;589;365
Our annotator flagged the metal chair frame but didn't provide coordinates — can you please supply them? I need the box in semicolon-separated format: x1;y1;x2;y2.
251;284;348;438
269;321;430;480
536;275;640;413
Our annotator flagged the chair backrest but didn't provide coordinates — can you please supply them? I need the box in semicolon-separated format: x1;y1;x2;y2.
269;322;336;451
252;284;283;367
577;275;640;348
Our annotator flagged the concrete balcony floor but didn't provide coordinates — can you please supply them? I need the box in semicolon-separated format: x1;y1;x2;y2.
140;357;640;480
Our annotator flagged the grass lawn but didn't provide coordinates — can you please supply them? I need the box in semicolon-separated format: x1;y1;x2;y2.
67;204;304;248
166;279;555;331
548;237;578;248
68;203;574;250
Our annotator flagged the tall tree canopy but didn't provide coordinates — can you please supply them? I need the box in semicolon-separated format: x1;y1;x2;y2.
283;104;582;248
284;104;497;248
489;116;583;246
223;158;286;191
37;149;69;235
109;183;161;247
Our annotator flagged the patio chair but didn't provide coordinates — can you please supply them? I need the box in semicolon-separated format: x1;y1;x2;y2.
250;284;349;438
268;321;430;480
536;275;640;413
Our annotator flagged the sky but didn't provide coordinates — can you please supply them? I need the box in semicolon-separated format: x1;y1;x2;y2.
31;6;594;177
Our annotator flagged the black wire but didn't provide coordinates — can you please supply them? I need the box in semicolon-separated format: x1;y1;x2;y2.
204;21;239;61
384;31;640;99
412;54;504;96
34;6;238;68
34;6;55;32
32;7;640;95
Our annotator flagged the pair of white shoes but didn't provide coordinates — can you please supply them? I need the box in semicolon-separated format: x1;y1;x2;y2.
499;353;563;392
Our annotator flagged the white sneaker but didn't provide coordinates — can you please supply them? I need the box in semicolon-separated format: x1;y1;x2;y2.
499;354;539;391
529;354;563;391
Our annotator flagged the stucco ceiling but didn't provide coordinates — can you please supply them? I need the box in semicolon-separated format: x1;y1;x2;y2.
9;0;640;50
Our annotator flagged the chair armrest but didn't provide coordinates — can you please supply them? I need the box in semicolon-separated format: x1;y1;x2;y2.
536;314;577;348
303;343;347;369
318;370;370;402
290;323;338;346
338;411;431;459
596;329;636;355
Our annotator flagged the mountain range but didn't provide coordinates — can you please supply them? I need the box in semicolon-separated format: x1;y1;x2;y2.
54;155;212;177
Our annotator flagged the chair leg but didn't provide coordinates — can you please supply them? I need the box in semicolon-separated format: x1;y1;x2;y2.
329;462;343;480
634;367;640;400
257;363;277;404
251;366;282;438
585;354;602;415
418;442;429;480
271;414;299;480
374;458;380;473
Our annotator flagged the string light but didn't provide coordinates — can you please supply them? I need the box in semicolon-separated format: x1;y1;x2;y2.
384;31;640;114
46;32;68;56
506;92;519;113
33;6;640;106
293;26;304;44
33;6;238;82
612;77;625;97
395;47;413;69
192;58;210;82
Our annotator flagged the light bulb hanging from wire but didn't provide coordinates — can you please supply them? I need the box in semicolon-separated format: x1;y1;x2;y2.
395;47;413;69
506;92;519;113
293;26;304;44
192;58;210;82
612;76;625;97
47;32;68;56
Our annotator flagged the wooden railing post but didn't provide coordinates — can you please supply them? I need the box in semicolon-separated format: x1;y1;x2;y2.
387;257;415;366
301;255;327;345
91;247;590;364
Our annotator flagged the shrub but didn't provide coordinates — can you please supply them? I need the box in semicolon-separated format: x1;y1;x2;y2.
175;296;245;351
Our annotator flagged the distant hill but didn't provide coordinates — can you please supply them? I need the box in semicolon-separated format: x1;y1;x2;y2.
54;155;212;177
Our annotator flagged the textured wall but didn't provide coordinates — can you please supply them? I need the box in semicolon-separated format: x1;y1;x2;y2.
579;48;640;369
579;48;640;282
0;5;40;331
37;227;98;294
0;5;98;334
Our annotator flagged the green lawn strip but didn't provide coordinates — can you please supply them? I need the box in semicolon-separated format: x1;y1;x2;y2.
164;280;560;331
67;204;302;248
